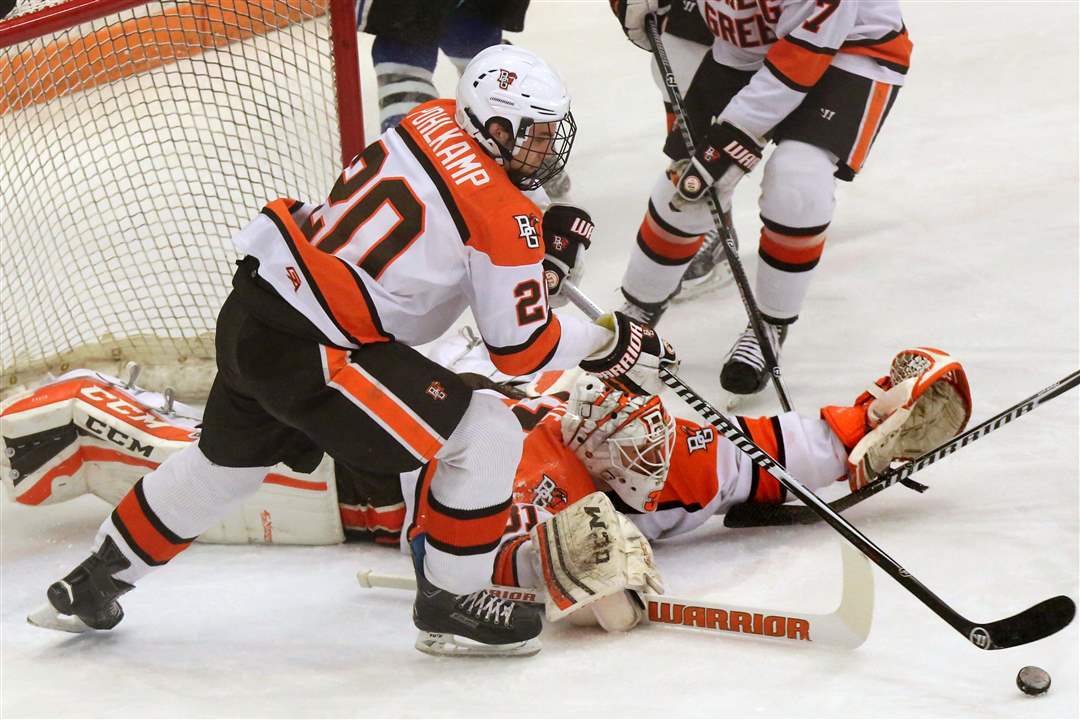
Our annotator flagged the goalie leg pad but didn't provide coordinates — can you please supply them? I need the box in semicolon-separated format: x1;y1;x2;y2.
530;491;663;622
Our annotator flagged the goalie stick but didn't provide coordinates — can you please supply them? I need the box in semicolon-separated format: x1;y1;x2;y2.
357;542;874;649
645;15;793;413
561;280;1076;650
723;369;1080;527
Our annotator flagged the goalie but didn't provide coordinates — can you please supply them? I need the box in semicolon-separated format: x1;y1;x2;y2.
3;346;970;652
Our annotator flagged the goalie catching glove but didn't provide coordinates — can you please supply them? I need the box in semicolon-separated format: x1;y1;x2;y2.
821;347;972;491
530;491;663;631
579;312;678;395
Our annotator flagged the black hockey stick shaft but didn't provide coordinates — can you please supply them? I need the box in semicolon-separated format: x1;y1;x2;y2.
645;16;793;413
562;281;1076;649
724;368;1080;527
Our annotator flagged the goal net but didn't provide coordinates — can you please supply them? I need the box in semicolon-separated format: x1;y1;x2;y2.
0;0;364;399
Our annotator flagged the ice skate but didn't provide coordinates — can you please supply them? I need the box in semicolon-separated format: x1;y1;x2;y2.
720;322;788;397
28;537;134;633
410;537;542;657
672;230;735;303
617;289;669;327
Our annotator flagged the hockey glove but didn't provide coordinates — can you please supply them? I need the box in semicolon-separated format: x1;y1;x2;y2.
822;348;972;491
579;311;678;396
610;0;670;51
675;120;763;211
542;204;594;307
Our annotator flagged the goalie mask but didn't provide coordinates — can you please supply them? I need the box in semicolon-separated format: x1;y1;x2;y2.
455;44;576;190
561;379;676;512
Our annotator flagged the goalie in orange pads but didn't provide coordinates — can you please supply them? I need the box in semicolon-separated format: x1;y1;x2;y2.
4;347;970;637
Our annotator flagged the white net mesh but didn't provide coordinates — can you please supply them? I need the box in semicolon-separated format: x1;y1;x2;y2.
1;0;351;398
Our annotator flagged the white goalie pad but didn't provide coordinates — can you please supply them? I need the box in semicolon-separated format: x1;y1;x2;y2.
0;369;344;545
530;491;663;622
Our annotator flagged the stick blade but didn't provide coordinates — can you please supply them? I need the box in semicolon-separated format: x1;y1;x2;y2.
972;595;1076;650
724;501;818;527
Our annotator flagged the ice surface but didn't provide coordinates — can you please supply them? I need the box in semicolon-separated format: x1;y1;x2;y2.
2;1;1077;717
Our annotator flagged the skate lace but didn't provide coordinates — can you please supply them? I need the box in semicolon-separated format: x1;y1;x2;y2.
458;591;515;627
726;324;782;372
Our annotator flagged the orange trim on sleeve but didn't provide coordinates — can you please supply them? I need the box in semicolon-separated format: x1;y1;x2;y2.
741;416;785;504
841;30;912;72
847;81;891;173
759;228;826;266
489;314;563;376
265;199;388;345
765;37;834;90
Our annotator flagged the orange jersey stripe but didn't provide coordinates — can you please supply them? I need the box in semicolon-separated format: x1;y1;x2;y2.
841;29;913;73
15;447;158;506
327;361;444;461
488;314;563;377
741;416;785;504
765;37;834;91
759;228;826;267
847;82;891;173
264;199;388;345
113;480;193;565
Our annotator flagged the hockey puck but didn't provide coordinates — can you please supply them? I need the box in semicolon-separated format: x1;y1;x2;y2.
1016;666;1051;696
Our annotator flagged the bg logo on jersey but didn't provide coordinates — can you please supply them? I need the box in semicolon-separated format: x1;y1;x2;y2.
686;427;714;453
514;214;540;249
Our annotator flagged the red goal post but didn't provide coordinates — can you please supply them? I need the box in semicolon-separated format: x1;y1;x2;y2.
0;0;365;398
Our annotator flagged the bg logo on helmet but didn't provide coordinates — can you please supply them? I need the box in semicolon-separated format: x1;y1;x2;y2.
497;69;518;90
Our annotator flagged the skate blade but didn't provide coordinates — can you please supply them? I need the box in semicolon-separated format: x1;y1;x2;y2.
27;603;91;633
414;631;541;658
671;266;735;304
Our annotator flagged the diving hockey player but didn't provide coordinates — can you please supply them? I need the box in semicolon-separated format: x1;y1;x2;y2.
9;345;967;643
610;0;911;398
26;44;678;657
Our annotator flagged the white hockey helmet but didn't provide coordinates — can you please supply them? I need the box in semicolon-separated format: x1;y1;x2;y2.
455;44;576;190
561;378;676;512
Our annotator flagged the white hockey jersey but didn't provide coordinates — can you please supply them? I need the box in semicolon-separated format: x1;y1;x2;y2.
697;0;911;139
232;99;607;376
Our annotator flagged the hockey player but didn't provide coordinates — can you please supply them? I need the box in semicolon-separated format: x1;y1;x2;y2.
611;0;911;398
29;44;678;656
9;347;970;640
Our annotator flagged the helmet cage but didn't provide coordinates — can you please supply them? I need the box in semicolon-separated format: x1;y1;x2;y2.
465;108;576;191
600;401;676;512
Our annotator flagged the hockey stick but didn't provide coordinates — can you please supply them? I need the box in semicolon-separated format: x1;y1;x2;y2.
723;369;1080;527
357;542;874;649
646;15;793;413
561;281;1075;650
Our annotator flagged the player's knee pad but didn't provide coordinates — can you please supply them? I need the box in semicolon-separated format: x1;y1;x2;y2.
759;141;838;230
434;391;523;508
